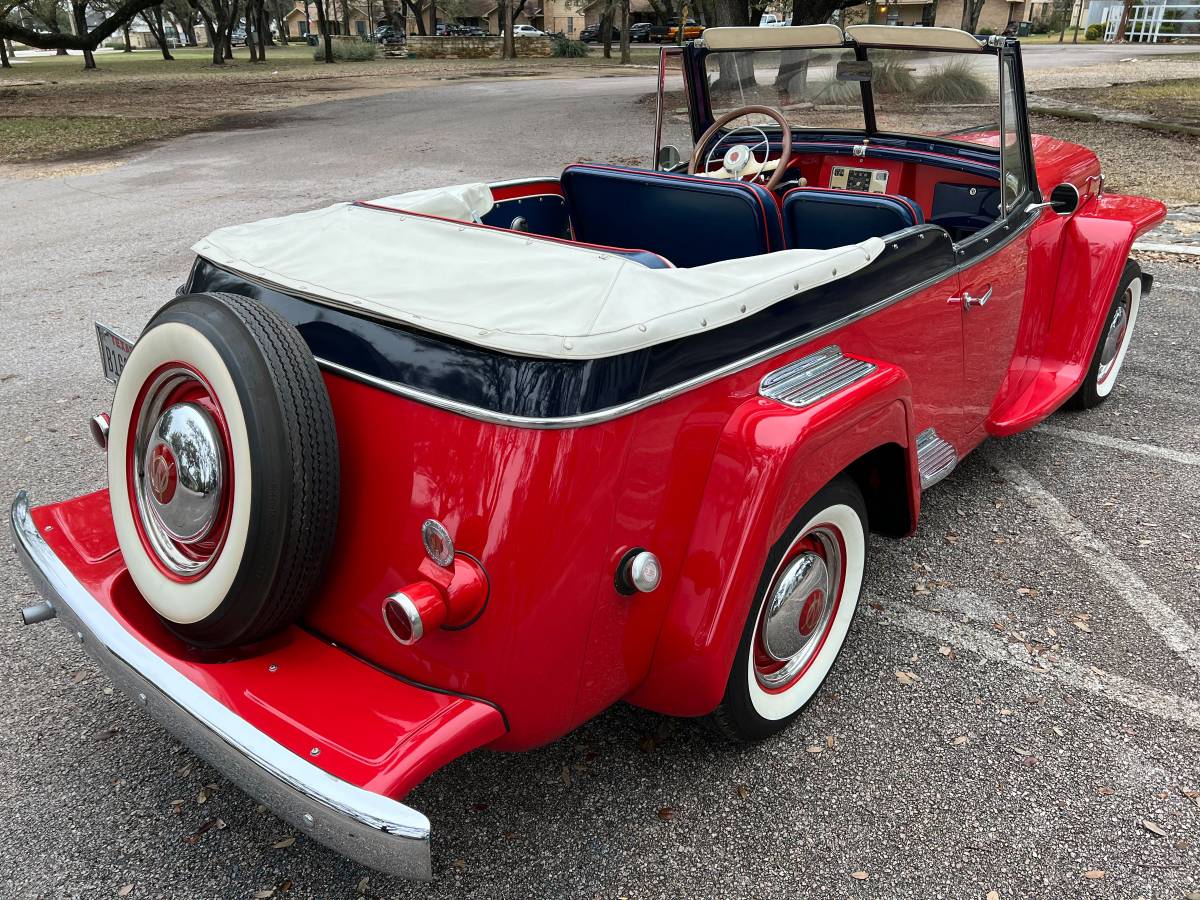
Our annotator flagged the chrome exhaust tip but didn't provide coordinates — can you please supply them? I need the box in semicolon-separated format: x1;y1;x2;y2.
89;413;110;450
21;601;56;625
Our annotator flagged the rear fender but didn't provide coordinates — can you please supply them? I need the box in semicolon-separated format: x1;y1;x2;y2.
626;361;915;717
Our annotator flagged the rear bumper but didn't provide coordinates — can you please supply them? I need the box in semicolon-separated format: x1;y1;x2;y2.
11;491;435;879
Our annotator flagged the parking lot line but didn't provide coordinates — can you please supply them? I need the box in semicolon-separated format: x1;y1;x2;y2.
995;459;1200;673
1036;424;1200;467
877;599;1200;730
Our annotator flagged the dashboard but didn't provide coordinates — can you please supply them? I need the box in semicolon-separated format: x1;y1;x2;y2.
829;166;890;193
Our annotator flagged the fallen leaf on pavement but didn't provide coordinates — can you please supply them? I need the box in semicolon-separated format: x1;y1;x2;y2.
806;745;824;754
1142;819;1168;837
118;886;133;897
895;670;919;685
1073;620;1092;633
987;891;1000;900
1083;870;1105;880
272;836;295;849
850;870;869;880
252;891;275;899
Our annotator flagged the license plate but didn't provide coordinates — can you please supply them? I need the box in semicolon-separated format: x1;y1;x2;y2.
95;322;135;385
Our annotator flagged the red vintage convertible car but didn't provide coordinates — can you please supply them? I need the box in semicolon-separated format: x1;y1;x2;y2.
12;24;1163;879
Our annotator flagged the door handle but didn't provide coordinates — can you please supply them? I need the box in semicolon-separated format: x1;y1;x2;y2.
949;285;992;310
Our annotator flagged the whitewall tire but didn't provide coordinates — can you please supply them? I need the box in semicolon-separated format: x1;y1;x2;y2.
1068;260;1142;410
108;292;340;648
713;476;867;741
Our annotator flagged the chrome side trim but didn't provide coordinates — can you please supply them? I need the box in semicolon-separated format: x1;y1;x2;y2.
915;427;957;490
759;345;877;408
203;210;1038;431
9;491;433;880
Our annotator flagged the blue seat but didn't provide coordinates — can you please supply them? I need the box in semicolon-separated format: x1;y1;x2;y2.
781;188;924;250
560;164;784;268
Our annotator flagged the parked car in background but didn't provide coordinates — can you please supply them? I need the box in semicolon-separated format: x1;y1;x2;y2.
371;25;401;42
511;23;545;36
630;21;652;41
650;18;703;41
580;22;621;42
229;27;247;46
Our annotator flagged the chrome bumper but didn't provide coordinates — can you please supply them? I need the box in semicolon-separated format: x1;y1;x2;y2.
10;491;432;880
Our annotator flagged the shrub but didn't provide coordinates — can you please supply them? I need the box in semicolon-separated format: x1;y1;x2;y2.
914;59;992;103
312;37;377;61
978;26;995;35
869;57;917;94
551;34;588;56
811;77;859;105
1086;23;1103;40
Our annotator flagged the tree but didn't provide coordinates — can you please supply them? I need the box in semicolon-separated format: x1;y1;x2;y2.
16;0;70;54
188;0;239;62
141;3;175;57
1114;0;1133;41
3;0;175;55
617;0;629;63
959;0;986;32
313;0;333;60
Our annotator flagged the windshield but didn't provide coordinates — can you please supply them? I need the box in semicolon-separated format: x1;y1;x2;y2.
704;47;1000;143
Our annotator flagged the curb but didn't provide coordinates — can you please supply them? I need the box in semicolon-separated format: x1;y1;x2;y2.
1132;241;1200;257
1028;103;1200;139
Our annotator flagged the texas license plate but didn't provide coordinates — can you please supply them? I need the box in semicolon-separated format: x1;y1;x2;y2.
95;322;134;384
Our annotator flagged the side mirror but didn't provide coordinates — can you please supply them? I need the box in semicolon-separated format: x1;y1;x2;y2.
657;144;682;171
1049;182;1080;215
1024;182;1081;217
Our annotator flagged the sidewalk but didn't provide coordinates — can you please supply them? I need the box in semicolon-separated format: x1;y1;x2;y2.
1134;205;1200;257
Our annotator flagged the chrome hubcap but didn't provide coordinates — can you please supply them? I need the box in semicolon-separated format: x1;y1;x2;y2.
132;368;228;578
756;527;843;690
1097;288;1132;385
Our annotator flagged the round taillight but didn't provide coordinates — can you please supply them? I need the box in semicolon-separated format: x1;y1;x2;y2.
383;593;422;645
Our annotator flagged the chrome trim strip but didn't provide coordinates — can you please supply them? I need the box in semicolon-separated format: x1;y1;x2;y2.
915;427;957;490
9;491;433;880
759;345;877;407
207;212;1038;431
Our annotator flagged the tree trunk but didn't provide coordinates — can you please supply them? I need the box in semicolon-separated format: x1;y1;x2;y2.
427;0;435;36
49;21;69;55
601;4;613;57
258;0;268;55
0;38;9;68
404;0;425;33
144;5;175;59
501;0;513;57
275;13;288;43
72;3;97;68
1070;0;1082;41
122;22;133;50
618;0;629;62
1115;0;1132;41
314;0;334;60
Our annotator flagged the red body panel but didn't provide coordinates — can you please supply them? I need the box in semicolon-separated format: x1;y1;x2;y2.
33;135;1164;779
34;491;506;799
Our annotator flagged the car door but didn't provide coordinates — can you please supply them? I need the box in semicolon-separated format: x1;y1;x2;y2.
959;52;1037;438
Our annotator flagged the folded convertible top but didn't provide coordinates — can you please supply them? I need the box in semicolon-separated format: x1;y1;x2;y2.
192;183;884;360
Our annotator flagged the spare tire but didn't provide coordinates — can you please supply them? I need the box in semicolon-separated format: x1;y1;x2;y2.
108;292;339;648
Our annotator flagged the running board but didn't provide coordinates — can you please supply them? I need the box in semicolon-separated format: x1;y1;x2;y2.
916;428;957;490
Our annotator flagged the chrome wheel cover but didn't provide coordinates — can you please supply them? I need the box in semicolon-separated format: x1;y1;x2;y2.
1097;287;1132;386
132;368;227;578
755;526;843;690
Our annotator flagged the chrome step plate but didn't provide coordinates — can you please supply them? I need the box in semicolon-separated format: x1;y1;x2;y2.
916;427;957;490
759;345;877;409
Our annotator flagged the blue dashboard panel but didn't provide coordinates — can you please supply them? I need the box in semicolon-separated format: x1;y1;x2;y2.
480;194;570;239
930;182;1001;239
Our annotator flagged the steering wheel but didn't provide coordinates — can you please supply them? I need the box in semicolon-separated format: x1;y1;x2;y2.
688;105;793;192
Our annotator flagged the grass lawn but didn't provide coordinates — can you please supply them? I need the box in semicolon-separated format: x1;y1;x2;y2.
0;114;203;163
1015;30;1096;44
1050;77;1200;124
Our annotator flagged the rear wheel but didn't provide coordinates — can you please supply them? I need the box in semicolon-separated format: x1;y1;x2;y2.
712;477;868;742
1066;260;1141;410
108;292;339;648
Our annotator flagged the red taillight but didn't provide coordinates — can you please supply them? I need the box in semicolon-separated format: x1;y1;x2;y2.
382;555;489;645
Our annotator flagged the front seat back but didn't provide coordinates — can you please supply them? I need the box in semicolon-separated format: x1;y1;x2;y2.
782;188;924;250
560;164;784;268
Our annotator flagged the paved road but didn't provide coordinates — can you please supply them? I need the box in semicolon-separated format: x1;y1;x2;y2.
2;75;1199;899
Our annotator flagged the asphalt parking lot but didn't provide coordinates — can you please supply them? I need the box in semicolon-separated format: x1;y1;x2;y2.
1;74;1199;899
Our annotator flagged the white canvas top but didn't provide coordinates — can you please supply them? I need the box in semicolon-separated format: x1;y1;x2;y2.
703;24;844;50
192;184;885;360
844;25;984;51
